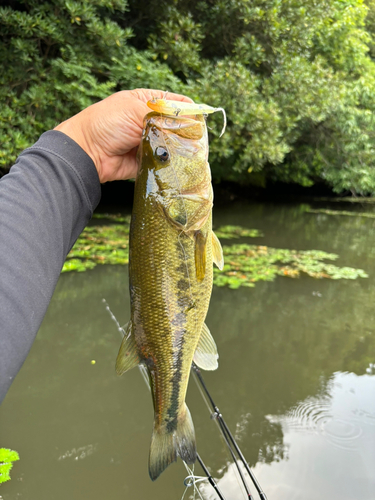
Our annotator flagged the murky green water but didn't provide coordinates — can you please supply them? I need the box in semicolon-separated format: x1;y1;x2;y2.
1;201;375;500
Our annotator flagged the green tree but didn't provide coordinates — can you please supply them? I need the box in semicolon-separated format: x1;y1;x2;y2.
2;0;375;195
0;0;182;176
125;0;375;193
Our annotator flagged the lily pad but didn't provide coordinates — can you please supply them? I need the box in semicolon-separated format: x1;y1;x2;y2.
63;220;368;288
92;213;131;223
62;223;130;273
306;208;375;218
214;225;263;238
214;244;368;289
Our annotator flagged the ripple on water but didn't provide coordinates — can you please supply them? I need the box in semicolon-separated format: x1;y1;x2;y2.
352;407;375;426
286;398;363;451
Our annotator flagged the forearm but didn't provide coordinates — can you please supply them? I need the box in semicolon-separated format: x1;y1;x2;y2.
0;131;101;403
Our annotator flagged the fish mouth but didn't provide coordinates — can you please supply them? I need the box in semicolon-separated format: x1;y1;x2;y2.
143;112;205;140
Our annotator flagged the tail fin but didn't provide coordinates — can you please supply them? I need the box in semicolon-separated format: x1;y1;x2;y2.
149;404;196;481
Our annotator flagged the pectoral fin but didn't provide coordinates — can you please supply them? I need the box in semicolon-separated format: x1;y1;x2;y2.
193;323;218;371
195;230;207;282
115;321;140;375
212;231;224;270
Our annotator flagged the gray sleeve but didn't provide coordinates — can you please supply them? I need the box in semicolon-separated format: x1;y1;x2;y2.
0;130;101;403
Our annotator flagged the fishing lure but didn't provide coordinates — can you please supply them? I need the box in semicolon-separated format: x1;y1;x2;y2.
147;98;227;137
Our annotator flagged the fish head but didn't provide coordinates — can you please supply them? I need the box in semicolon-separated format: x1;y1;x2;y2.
139;112;210;191
138;113;213;230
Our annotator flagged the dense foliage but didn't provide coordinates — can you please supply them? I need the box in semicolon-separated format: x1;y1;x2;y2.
2;0;375;194
0;0;182;174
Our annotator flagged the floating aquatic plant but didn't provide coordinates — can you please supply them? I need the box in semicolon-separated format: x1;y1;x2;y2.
0;448;19;484
214;244;368;289
306;208;375;218
62;214;130;273
313;197;375;204
62;216;368;288
214;225;263;239
91;213;131;223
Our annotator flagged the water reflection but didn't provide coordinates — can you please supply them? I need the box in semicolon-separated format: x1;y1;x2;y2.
250;372;375;500
197;373;375;500
0;201;374;500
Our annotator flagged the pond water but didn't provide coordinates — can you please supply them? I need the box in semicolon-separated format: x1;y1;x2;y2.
1;200;375;500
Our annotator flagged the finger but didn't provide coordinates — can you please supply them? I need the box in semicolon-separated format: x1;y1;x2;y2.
119;148;139;181
125;89;193;135
131;88;194;104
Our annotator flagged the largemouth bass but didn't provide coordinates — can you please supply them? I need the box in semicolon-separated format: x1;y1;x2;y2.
116;104;224;481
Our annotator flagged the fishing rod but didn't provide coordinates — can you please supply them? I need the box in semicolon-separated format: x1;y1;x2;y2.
195;453;226;500
192;363;268;500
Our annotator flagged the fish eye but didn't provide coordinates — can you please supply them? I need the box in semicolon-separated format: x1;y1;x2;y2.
155;147;169;162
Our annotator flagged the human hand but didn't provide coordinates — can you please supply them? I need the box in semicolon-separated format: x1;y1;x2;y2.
54;89;193;183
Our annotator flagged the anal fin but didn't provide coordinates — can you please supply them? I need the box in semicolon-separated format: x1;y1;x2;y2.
193;323;219;371
115;321;140;375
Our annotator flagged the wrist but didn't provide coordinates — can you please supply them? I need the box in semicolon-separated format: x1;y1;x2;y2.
54;116;102;181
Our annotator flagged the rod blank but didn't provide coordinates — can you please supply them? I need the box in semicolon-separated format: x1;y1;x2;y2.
192;363;268;500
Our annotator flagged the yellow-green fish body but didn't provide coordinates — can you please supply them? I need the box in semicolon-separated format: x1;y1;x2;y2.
116;111;223;480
